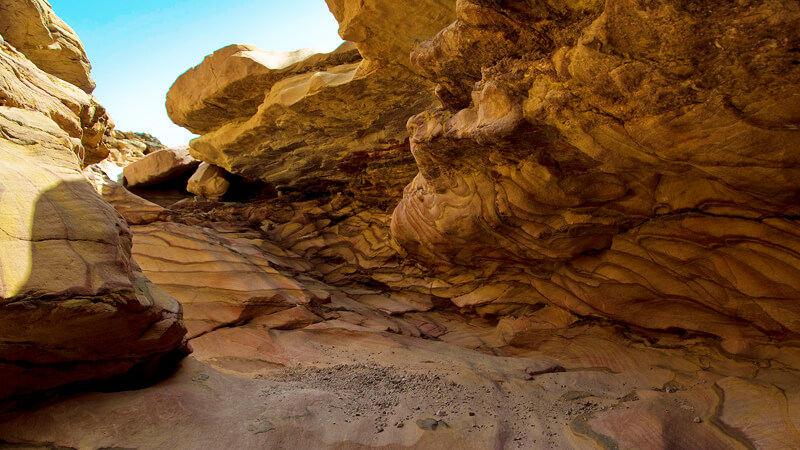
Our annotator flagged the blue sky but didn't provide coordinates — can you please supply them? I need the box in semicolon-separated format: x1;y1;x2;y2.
50;0;344;146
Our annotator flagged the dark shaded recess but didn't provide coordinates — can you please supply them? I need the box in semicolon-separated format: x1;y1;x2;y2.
0;345;188;418
127;171;195;207
222;173;278;202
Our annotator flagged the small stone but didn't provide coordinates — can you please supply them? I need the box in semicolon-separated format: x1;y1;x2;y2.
694;417;703;423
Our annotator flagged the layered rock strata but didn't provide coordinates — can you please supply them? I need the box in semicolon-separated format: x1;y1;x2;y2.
389;0;800;353
2;0;800;448
0;0;95;93
122;146;199;187
37;182;796;448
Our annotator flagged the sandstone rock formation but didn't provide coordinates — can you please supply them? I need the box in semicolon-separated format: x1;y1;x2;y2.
106;130;165;165
5;189;800;448
0;0;95;93
0;6;187;403
2;0;800;448
0;107;187;402
165;34;445;193
166;43;359;134
0;34;111;164
324;0;456;67
85;166;170;225
390;0;800;354
122;146;199;187
187;162;230;199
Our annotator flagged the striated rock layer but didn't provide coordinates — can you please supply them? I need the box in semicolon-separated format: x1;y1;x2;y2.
0;4;187;404
166;37;446;195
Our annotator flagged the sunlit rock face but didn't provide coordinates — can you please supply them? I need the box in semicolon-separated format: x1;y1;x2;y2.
0;8;187;402
324;0;456;68
186;162;230;199
166;29;449;196
0;0;95;93
390;0;800;352
122;146;199;188
0;4;112;165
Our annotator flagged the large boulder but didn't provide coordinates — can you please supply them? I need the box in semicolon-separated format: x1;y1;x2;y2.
186;162;230;200
0;107;187;402
184;58;438;191
167;43;361;135
123;146;200;187
0;0;95;93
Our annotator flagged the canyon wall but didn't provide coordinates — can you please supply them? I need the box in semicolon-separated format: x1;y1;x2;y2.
0;1;187;403
165;0;800;357
391;0;800;355
0;0;799;447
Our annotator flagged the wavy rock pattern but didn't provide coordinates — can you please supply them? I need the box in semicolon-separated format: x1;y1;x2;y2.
0;32;110;164
3;189;794;448
391;0;800;352
3;0;800;448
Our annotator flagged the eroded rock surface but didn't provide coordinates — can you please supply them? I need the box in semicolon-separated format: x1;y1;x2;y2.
166;17;449;192
0;32;111;164
0;0;95;92
166;43;361;134
392;0;800;352
3;191;800;448
324;0;456;67
0;107;187;403
187;162;230;200
123;146;199;187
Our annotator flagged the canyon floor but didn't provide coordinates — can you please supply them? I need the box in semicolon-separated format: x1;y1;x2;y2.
3;317;799;448
2;193;798;449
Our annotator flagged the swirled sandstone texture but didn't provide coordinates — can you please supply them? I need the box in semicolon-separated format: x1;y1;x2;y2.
0;0;95;93
10;1;799;447
0;16;187;403
391;0;800;353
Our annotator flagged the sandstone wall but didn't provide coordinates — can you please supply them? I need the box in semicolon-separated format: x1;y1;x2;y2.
164;0;800;367
0;0;95;93
388;0;800;354
0;2;187;403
